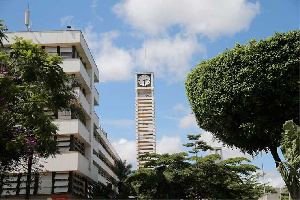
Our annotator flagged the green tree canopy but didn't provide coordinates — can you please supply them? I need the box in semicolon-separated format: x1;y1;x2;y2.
92;182;117;199
0;38;84;171
185;30;299;198
126;134;273;199
115;159;133;199
0;19;8;47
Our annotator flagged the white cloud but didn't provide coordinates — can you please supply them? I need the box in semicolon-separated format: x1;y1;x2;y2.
96;31;135;82
83;24;101;52
157;135;183;154
173;104;189;114
82;0;259;83
112;138;136;167
83;25;205;82
60;15;74;27
113;0;260;38
83;23;100;53
201;131;252;160
173;104;198;129
136;35;205;80
263;169;285;188
179;114;198;129
84;26;135;82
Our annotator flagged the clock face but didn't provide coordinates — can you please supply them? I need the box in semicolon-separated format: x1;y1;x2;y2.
138;74;151;87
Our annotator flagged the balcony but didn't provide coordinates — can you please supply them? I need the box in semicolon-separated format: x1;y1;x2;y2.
96;140;115;165
43;152;90;178
93;111;99;127
93;155;115;179
54;119;90;144
93;85;100;106
98;174;107;185
74;88;91;116
94;66;100;83
60;59;91;90
93;128;117;164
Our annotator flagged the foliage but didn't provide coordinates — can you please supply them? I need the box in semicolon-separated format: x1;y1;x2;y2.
277;120;300;198
0;19;8;47
127;152;192;199
91;160;133;199
280;187;292;200
115;159;132;182
127;134;272;199
186;30;299;155
185;30;299;198
0;37;86;199
0;38;85;170
92;182;117;199
115;159;133;199
183;134;213;159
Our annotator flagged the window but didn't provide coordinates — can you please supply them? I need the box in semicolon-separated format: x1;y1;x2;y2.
74;137;85;156
60;52;72;59
45;47;57;55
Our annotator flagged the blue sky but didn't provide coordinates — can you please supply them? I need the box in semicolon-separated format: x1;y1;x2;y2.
1;0;299;187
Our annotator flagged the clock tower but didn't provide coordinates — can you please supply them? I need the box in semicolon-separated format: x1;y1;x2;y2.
135;72;156;168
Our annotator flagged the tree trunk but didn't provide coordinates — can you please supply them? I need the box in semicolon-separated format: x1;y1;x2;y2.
0;173;4;197
270;146;300;199
25;155;33;200
289;178;300;200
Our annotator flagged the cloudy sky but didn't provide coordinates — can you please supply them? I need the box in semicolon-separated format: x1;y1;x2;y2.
1;0;299;188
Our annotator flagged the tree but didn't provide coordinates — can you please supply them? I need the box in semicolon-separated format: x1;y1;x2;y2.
92;182;117;199
185;30;299;198
0;38;84;199
126;134;273;199
0;19;8;47
183;134;213;158
127;152;192;199
277;120;300;198
115;159;132;198
183;134;275;199
92;159;133;199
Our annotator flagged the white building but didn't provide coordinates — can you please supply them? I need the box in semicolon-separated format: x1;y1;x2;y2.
2;30;120;199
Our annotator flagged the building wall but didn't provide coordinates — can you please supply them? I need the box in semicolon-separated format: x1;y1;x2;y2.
2;30;120;198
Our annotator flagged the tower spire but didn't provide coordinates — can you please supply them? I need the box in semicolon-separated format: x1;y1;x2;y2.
25;4;30;31
144;49;147;72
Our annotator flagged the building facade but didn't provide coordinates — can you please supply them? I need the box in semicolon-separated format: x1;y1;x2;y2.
135;72;156;169
2;30;120;199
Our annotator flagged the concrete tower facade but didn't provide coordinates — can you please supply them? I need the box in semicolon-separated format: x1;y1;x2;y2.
135;72;156;169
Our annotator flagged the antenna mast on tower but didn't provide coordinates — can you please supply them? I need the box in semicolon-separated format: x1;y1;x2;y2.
25;5;30;31
144;49;147;72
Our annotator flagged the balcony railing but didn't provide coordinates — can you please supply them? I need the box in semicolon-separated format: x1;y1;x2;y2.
43;152;90;178
54;119;90;144
93;111;99;127
74;88;91;116
93;129;117;164
60;59;91;90
93;154;115;179
94;66;100;83
93;85;99;106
